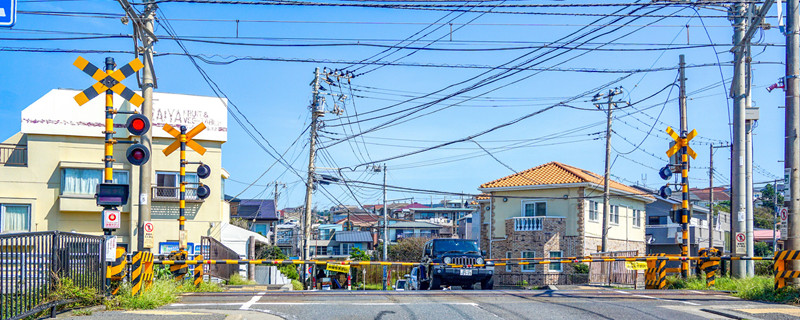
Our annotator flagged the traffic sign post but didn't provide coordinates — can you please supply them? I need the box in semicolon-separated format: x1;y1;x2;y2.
0;0;17;27
143;221;154;249
735;232;746;255
162;123;208;251
781;207;789;239
103;209;121;229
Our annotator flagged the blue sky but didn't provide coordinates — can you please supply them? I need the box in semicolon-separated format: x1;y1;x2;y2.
0;0;788;210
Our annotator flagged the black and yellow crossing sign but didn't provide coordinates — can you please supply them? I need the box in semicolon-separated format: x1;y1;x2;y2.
665;126;698;159
162;123;207;156
72;56;144;106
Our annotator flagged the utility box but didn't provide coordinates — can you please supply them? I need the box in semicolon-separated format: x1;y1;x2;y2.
746;107;759;121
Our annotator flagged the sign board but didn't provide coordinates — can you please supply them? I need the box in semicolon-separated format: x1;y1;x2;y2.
158;241;195;255
105;235;117;262
103;209;121;229
624;261;647;271
0;0;16;27
143;221;154;249
786;168;792;198
781;207;789;239
735;232;746;255
326;263;350;273
179;230;188;250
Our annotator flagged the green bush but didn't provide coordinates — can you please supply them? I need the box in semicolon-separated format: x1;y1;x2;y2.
755;261;774;276
280;265;299;280
291;279;303;291
668;275;800;304
571;263;590;274
154;265;173;280
227;273;257;286
105;277;222;310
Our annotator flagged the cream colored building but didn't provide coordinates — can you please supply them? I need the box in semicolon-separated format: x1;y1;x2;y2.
476;162;654;285
0;89;229;254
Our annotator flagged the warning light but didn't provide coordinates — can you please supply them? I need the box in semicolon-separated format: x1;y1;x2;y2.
126;144;150;166
126;114;150;136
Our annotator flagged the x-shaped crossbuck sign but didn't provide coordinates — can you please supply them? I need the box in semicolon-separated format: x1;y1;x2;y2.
72;56;144;106
162;123;207;156
666;126;698;159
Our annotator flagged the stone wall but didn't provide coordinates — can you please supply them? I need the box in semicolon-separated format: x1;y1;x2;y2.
583;236;646;256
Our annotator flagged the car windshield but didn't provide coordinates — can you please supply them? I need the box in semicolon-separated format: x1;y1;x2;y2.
433;240;479;255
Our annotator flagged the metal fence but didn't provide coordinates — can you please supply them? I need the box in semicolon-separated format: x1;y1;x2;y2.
589;250;641;286
200;236;240;280
0;144;27;166
495;273;589;287
1;231;105;320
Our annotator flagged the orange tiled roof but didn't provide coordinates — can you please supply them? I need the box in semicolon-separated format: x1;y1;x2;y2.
479;161;652;199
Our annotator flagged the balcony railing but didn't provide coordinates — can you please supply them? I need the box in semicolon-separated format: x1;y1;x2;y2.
151;186;203;202
0;143;27;166
514;216;544;231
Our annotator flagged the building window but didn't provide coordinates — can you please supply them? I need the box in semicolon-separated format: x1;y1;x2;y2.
588;201;599;221
633;210;642;227
521;251;535;272
156;172;200;199
1;204;30;233
505;251;512;272
62;168;128;195
341;243;357;255
522;201;546;217
316;246;327;256
549;251;562;272
610;205;620;224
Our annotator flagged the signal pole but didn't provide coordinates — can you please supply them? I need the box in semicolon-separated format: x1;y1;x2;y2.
678;54;690;279
302;68;322;288
137;2;156;252
592;87;623;252
731;0;748;278
786;0;800;275
709;143;714;250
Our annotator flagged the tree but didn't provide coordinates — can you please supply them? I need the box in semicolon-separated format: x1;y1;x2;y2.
230;217;250;229
755;241;773;257
349;247;370;261
754;207;775;230
388;237;428;262
760;183;784;209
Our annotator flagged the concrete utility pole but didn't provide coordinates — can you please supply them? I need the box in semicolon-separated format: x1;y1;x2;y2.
774;179;780;253
786;0;800;275
678;54;690;279
382;163;388;291
302;68;323;288
593;88;623;252
731;0;748;278
137;2;156;252
273;182;283;246
709;144;714;250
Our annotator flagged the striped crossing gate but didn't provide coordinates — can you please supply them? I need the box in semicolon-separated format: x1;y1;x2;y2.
194;254;204;287
131;251;154;295
645;253;666;289
168;250;189;281
107;247;126;295
774;250;800;289
698;248;720;288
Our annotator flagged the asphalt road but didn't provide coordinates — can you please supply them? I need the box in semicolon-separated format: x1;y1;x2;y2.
68;288;800;320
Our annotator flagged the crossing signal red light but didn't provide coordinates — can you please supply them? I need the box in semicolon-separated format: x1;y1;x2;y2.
197;164;211;179
126;114;150;136
196;185;211;200
126;144;150;166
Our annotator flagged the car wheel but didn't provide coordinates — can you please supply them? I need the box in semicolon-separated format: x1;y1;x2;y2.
429;276;441;290
480;277;494;290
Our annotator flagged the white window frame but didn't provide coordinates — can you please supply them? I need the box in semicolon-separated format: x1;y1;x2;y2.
341;243;356;255
505;251;512;272
61;168;129;196
549;251;562;272
156;171;200;199
633;209;642;228
521;251;536;272
520;200;547;217
0;203;32;233
588;200;599;222
610;205;620;225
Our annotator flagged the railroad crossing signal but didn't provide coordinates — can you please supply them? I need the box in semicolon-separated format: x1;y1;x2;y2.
162;123;207;156
163;122;208;251
665;126;698;159
73;56;144;107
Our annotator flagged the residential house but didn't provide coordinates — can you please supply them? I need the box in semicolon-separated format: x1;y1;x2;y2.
229;198;278;237
635;186;730;257
309;230;373;259
478;162;654;285
380;220;441;243
0;89;229;254
275;220;302;257
335;213;380;232
456;213;479;240
689;187;731;208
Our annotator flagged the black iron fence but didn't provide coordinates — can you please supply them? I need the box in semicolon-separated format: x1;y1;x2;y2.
200;236;240;280
0;144;26;166
0;231;105;320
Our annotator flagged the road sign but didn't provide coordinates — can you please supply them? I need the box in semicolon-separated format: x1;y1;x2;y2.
72;56;144;106
0;0;16;27
103;209;121;229
624;261;647;271
179;230;188;250
143;221;154;249
781;207;788;239
735;232;746;255
327;263;350;273
105;235;117;262
785;168;792;198
665;127;698;159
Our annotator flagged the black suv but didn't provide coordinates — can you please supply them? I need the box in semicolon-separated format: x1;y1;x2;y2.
418;239;493;290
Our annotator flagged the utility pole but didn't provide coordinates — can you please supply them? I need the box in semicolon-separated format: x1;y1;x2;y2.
302;68;323;289
709;143;714;250
593;87;623;252
382;164;388;291
137;2;156;252
774;179;780;253
731;0;748;278
786;0;800;276
273;182;283;247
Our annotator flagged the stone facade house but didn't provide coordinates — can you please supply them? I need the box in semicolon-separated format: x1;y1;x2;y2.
477;162;654;285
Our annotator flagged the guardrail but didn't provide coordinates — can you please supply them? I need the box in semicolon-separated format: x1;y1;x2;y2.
0;231;105;320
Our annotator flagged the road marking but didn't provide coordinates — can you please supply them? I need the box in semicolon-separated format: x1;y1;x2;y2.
614;290;631;294
688;290;704;294
736;307;800;316
631;294;700;306
125;310;210;315
171;302;480;307
240;292;266;310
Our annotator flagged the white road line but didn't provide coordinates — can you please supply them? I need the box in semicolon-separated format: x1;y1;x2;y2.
688;290;705;294
631;294;700;306
615;290;632;294
240;292;266;310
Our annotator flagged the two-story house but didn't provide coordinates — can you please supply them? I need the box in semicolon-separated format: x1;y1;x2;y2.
228;198;279;237
0;89;229;254
478;161;654;285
